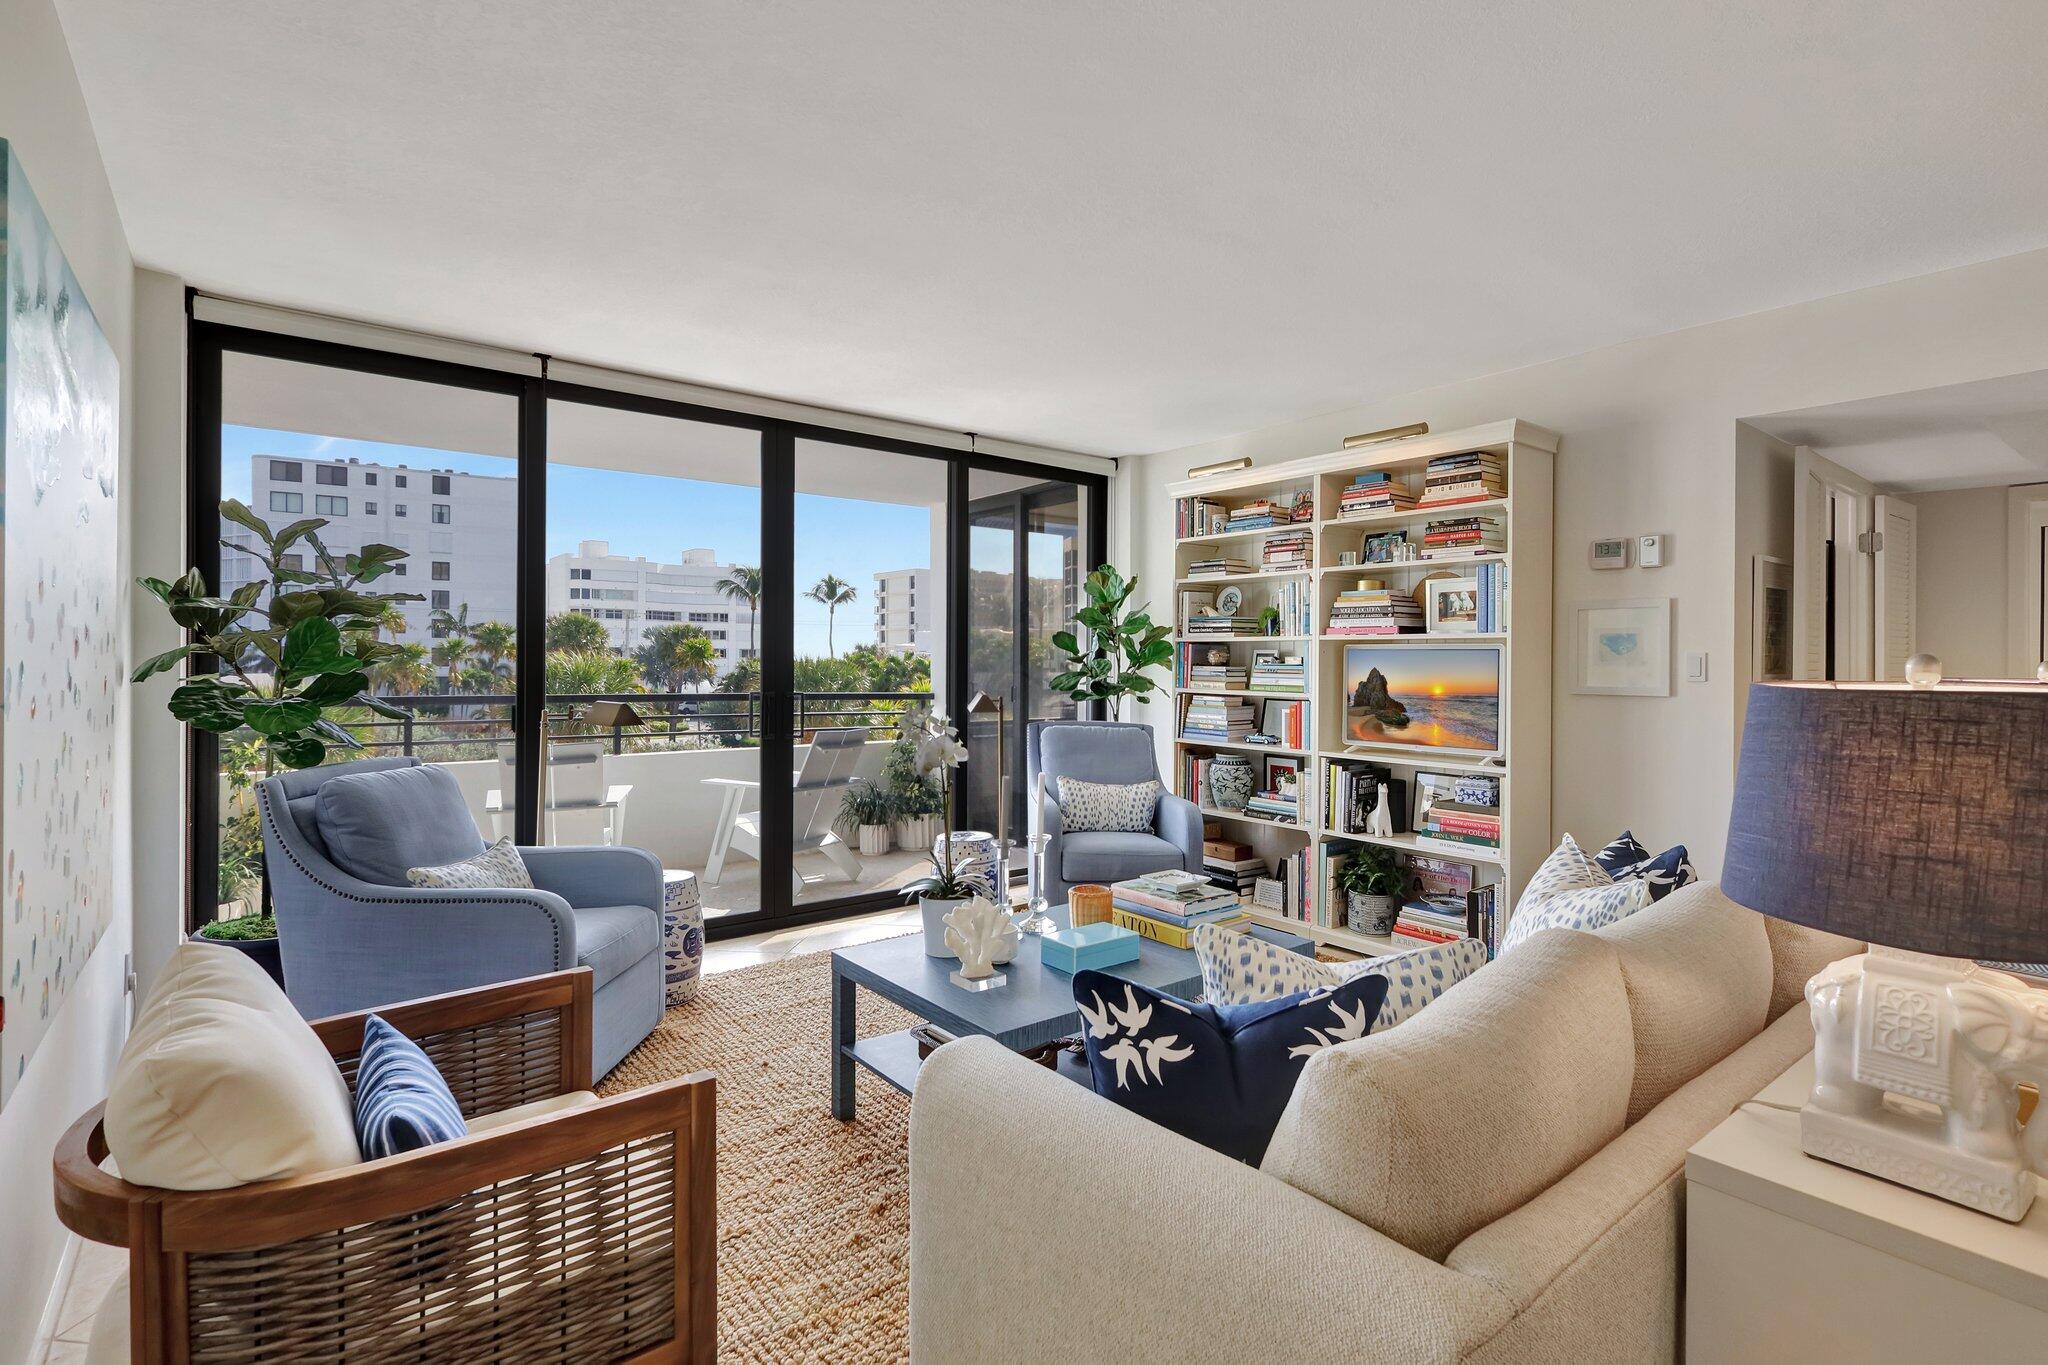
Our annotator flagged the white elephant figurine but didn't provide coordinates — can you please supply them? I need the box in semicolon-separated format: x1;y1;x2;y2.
1804;948;2048;1220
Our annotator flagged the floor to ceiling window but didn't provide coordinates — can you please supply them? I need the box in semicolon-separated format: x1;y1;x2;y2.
188;318;1104;938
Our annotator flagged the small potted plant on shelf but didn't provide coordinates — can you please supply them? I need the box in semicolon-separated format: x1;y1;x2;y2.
899;709;976;957
880;728;945;852
1335;843;1407;937
133;500;420;985
833;780;897;857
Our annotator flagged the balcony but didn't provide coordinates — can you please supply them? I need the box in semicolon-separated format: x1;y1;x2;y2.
216;691;945;924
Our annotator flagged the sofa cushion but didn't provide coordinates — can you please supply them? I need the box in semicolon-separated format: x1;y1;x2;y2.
1056;775;1161;832
106;943;362;1189
1072;969;1390;1163
314;762;484;885
1194;923;1487;1032
1763;912;1864;1020
353;1014;469;1158
1060;830;1184;884
1593;829;1697;902
1595;882;1772;1121
575;904;660;990
1502;833;1652;952
1260;929;1635;1261
406;835;535;890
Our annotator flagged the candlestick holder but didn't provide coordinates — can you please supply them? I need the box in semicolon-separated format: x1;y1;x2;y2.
1016;831;1058;936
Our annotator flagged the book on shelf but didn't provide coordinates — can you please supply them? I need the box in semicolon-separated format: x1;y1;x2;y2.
1418;453;1505;507
1403;854;1477;933
1338;471;1418;518
1324;761;1409;835
1184;615;1263;637
1466;884;1501;959
1247;657;1306;694
1179;696;1255;741
1245;847;1312;924
1327;579;1425;635
1111;871;1241;921
1111;907;1251;949
1261;530;1313;570
1421;514;1505;560
1177;496;1230;537
1185;556;1254;577
1252;696;1307;748
1469;560;1509;632
1413;770;1501;852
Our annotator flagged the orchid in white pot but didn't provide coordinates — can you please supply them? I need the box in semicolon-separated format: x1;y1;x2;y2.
899;709;978;957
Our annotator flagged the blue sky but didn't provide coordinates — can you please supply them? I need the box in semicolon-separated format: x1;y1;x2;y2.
222;425;1044;658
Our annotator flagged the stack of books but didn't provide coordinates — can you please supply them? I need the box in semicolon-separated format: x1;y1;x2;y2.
1180;696;1255;741
1326;580;1424;635
1225;499;1281;532
1184;610;1261;638
1261;530;1313;571
1177;496;1230;537
1413;788;1501;854
1182;651;1248;692
1397;855;1475;944
1418;452;1505;507
1110;871;1247;948
1248;656;1306;694
1245;781;1299;824
1337;471;1417;518
1472;560;1508;631
1421;515;1505;560
1185;555;1253;578
1466;885;1501;958
1268;577;1313;636
1202;838;1266;896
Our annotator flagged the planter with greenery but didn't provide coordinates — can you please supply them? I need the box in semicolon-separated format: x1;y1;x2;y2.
1335;843;1407;936
898;710;979;957
134;501;420;980
879;728;946;851
1051;564;1174;721
833;780;897;856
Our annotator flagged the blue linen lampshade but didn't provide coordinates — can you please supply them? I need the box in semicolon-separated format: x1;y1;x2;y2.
1721;681;2048;960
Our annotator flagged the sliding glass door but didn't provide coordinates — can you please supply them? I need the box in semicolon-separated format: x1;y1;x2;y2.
188;321;1105;938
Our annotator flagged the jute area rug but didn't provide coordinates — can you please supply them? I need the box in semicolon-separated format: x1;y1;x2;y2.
601;946;919;1364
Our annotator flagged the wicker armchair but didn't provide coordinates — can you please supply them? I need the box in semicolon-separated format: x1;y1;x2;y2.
53;967;714;1364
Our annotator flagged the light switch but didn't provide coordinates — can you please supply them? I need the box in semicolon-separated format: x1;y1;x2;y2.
1684;651;1708;683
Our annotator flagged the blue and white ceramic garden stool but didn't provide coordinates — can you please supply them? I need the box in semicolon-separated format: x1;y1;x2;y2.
662;869;704;1006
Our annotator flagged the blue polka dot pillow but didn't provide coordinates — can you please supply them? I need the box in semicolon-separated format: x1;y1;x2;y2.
1055;776;1161;832
1072;968;1390;1163
1193;922;1487;1031
1501;834;1652;953
353;1014;468;1159
1594;830;1697;902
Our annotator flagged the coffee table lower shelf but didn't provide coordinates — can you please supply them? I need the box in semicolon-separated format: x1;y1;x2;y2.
843;1027;1093;1098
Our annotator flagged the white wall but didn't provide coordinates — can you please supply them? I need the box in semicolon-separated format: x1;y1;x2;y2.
1906;484;2012;677
0;0;137;1355
1127;245;2048;877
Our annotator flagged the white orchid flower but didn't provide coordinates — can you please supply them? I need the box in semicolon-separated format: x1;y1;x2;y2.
915;733;969;775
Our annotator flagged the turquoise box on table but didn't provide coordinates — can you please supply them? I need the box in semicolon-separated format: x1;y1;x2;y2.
1040;922;1142;974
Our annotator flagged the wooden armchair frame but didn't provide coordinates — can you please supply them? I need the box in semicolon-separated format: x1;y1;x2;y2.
54;968;715;1364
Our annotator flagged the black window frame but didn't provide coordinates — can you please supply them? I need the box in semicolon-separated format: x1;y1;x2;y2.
184;312;1107;942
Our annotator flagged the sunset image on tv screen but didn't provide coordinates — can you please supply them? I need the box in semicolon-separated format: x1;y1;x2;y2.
1344;646;1501;752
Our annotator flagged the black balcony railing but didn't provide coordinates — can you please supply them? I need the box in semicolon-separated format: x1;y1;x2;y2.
336;690;926;760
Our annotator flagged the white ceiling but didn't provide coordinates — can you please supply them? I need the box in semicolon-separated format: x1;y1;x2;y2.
53;1;2048;455
1748;368;2048;492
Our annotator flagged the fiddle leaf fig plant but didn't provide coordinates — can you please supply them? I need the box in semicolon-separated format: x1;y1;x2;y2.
1050;563;1174;719
134;499;423;770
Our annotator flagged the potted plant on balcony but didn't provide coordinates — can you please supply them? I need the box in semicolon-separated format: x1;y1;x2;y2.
833;780;897;857
133;500;420;984
899;710;975;957
1334;842;1407;937
880;728;945;852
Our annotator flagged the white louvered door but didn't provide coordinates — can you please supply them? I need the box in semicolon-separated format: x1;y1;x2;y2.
1872;495;1918;681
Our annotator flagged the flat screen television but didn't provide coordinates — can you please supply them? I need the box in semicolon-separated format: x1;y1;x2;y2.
1343;643;1502;756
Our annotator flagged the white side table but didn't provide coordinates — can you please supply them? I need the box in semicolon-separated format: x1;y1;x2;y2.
661;870;704;1007
1686;1051;2048;1361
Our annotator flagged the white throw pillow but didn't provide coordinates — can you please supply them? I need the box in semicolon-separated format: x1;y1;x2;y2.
1055;776;1162;833
1501;834;1653;953
105;943;361;1190
1193;923;1488;1032
406;835;534;889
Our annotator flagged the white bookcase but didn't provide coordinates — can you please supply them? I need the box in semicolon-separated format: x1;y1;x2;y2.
1165;419;1557;956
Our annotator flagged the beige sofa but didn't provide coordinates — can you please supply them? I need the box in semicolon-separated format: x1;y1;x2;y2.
908;882;1860;1362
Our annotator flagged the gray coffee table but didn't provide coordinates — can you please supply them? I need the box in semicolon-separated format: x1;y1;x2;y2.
829;905;1204;1120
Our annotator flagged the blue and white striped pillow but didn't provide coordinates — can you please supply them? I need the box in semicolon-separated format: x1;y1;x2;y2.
353;1014;467;1159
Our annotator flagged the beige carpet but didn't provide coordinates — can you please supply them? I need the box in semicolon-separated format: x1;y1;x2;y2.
602;947;919;1364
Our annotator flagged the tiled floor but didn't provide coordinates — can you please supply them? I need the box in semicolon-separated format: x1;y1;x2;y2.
41;1236;124;1361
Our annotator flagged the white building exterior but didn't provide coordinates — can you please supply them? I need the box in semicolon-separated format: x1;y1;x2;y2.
544;541;760;673
221;455;518;675
872;567;933;656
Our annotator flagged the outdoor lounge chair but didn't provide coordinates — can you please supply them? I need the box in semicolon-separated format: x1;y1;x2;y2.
702;726;868;897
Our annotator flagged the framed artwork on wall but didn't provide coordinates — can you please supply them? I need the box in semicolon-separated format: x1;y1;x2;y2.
1751;555;1792;681
1572;598;1671;696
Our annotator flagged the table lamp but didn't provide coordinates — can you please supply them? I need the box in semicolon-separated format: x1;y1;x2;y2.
1722;671;2048;1220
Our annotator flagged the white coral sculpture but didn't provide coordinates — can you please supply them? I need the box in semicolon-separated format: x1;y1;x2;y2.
944;896;1020;979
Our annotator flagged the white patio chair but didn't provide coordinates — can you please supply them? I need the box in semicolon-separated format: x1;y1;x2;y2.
702;727;867;897
485;739;634;845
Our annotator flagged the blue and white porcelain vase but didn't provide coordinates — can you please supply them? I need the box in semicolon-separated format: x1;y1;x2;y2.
1209;754;1256;811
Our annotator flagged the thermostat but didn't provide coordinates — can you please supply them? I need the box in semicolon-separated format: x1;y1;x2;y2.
1590;538;1631;570
1638;534;1668;568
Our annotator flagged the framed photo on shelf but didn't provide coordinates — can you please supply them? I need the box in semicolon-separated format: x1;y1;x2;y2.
1572;597;1671;696
1251;648;1281;667
1263;755;1301;796
1364;530;1408;564
1423;576;1481;634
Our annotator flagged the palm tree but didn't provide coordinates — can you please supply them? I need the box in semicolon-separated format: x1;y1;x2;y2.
637;623;719;692
469;620;517;680
364;601;409;641
369;642;433;697
806;574;858;658
429;602;474;689
546;611;611;653
715;565;764;660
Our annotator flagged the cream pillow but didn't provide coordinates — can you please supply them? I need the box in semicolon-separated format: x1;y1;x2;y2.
105;943;361;1190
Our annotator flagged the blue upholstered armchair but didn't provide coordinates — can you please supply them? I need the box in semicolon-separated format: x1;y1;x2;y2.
1026;720;1204;904
258;757;664;1078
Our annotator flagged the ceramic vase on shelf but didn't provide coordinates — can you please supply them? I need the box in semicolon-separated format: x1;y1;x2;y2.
1209;754;1256;812
921;896;968;958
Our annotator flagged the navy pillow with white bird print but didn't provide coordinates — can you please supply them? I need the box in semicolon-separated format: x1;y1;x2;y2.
1070;968;1390;1163
1595;830;1697;902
